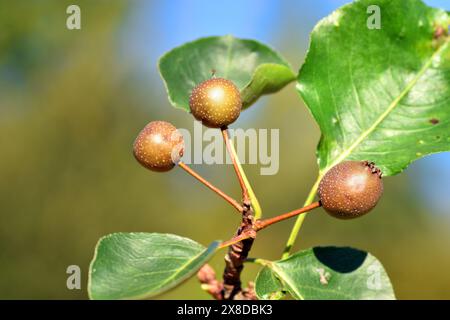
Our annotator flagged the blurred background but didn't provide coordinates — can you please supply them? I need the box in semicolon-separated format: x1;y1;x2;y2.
0;0;449;299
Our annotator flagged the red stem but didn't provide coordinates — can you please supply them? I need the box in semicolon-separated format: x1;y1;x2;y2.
254;201;321;231
219;230;256;249
178;162;243;213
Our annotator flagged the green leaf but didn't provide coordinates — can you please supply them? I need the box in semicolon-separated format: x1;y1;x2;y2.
297;0;450;176
159;35;295;111
254;266;286;300
88;232;220;300
255;247;395;300
240;63;296;109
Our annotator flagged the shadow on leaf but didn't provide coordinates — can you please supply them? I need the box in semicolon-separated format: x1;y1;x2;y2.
313;247;367;273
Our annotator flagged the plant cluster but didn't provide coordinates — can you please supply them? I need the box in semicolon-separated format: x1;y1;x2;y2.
88;0;450;300
132;76;385;299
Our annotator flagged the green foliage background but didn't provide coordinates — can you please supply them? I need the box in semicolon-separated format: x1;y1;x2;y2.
0;0;449;299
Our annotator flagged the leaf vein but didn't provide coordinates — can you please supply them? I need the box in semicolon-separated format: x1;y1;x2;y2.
322;39;450;174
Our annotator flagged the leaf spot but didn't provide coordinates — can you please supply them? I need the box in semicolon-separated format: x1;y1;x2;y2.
434;26;447;39
429;118;439;125
314;267;331;285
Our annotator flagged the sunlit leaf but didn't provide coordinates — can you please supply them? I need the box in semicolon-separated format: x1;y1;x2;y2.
88;233;219;300
255;247;395;300
297;0;450;176
159;35;295;111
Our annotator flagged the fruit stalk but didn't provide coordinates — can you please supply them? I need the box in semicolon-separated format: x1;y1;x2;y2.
221;128;250;202
254;201;321;231
178;162;243;213
221;128;262;219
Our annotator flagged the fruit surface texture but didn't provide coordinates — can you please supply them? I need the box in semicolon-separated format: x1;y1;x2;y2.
189;78;242;128
133;121;184;172
318;161;383;219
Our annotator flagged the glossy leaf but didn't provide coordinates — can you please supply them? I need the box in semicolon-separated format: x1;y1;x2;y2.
297;0;450;176
255;247;395;300
159;35;295;111
88;233;220;300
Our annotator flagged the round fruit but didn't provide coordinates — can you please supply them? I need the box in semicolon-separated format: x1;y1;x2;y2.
133;121;184;172
318;160;383;219
189;78;242;128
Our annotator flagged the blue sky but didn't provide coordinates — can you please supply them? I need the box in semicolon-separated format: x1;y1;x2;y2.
121;0;450;64
120;0;450;215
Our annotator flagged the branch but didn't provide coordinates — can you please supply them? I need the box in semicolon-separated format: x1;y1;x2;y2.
198;264;256;300
221;203;256;300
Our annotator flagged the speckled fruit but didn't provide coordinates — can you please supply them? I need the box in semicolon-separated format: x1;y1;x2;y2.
133;121;184;172
189;78;242;128
318;160;383;219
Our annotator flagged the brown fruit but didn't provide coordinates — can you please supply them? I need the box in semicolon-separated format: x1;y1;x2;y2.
189;78;242;128
133;121;184;172
318;160;383;219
